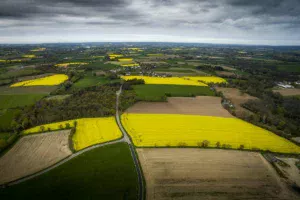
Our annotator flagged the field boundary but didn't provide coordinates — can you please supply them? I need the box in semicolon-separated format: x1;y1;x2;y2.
0;139;123;187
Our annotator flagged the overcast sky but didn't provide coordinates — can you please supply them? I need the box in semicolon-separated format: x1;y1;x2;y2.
0;0;300;45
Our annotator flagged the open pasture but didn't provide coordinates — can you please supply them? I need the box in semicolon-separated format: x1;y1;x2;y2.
0;94;45;109
121;76;208;86
10;74;68;87
122;113;300;153
138;148;295;200
133;84;214;101
24;117;122;151
0;130;72;185
126;96;233;117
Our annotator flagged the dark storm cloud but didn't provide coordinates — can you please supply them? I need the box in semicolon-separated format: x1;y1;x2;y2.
0;0;129;19
0;0;300;44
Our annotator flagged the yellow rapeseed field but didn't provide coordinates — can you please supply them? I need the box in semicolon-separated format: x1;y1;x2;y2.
121;63;139;67
23;54;36;58
109;54;123;60
31;48;46;52
23;117;122;151
121;76;208;86
0;60;6;62
55;62;88;67
10;74;68;87
121;113;300;154
184;76;227;84
118;58;133;62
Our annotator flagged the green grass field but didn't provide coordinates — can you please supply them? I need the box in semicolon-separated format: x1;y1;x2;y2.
0;69;40;80
72;76;111;89
0;109;20;131
0;94;45;109
0;143;138;200
133;84;215;101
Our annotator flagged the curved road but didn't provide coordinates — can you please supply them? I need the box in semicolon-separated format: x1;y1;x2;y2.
116;85;145;200
3;85;145;200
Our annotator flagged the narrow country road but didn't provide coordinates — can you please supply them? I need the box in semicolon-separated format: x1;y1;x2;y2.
116;85;145;200
2;85;145;200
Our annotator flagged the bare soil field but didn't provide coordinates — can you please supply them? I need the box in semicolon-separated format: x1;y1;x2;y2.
126;96;233;117
216;71;236;77
137;148;298;200
216;87;257;116
275;157;300;187
273;89;300;96
0;130;72;185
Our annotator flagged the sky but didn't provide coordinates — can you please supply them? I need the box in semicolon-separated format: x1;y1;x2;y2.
0;0;300;45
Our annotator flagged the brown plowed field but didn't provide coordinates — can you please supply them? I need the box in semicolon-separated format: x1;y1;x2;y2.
273;89;300;96
0;130;72;185
215;87;257;116
126;96;233;118
137;148;297;200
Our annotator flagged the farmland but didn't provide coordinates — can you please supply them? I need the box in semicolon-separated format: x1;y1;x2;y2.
0;143;139;200
121;76;208;86
72;76;110;89
122;113;300;153
126;96;233;117
0;109;20;131
0;130;72;185
215;87;258;116
11;74;68;87
133;84;214;101
24;117;122;151
273;88;300;96
0;94;46;109
137;148;297;200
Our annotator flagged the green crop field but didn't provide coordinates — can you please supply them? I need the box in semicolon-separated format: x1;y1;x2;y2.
0;69;40;80
133;84;215;101
72;76;110;89
0;143;138;200
0;94;45;109
0;109;20;131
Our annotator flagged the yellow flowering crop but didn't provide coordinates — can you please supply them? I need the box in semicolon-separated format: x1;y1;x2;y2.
184;76;227;84
109;54;123;60
118;58;133;62
0;60;6;62
55;62;88;67
121;114;300;154
121;63;139;67
23;117;122;151
31;48;46;52
23;55;36;58
121;76;208;86
10;74;68;87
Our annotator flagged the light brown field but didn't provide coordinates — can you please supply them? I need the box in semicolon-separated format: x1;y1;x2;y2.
0;130;72;185
273;89;300;96
137;148;297;200
216;71;236;77
216;87;257;116
126;96;233;118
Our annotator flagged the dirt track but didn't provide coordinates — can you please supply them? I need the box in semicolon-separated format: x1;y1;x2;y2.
126;96;233;117
137;148;298;200
0;130;72;185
